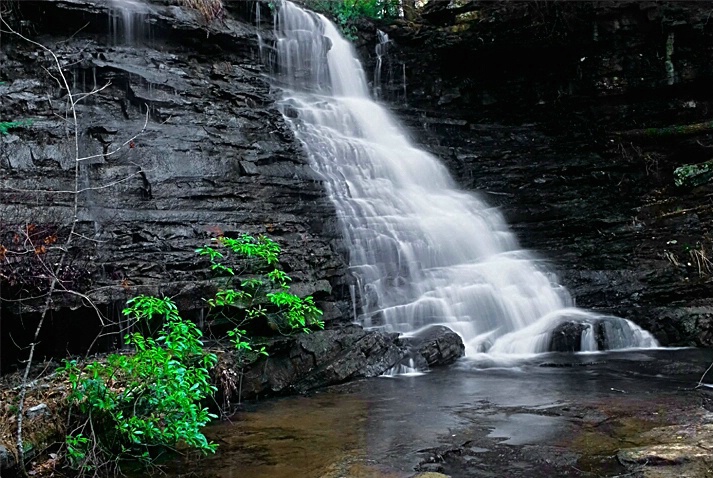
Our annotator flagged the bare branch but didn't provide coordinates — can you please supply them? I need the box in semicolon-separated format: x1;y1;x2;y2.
0;16;148;474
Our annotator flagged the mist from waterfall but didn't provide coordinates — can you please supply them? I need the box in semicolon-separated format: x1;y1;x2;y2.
266;1;658;357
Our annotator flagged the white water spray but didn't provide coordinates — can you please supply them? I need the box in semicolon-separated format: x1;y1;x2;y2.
269;1;657;356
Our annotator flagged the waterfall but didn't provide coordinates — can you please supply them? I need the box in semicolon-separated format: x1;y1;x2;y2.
268;1;658;356
373;30;391;99
109;0;150;45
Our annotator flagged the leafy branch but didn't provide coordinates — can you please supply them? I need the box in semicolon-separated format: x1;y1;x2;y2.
198;234;324;362
61;296;218;475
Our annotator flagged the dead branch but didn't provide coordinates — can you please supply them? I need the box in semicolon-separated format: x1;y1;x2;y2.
615;120;713;141
0;15;148;475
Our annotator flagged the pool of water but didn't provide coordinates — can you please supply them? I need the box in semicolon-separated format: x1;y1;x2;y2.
163;348;713;477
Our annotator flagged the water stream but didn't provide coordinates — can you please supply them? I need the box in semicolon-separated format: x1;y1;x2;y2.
109;0;151;45
267;1;657;357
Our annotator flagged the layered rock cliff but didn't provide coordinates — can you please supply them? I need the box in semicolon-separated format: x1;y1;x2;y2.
0;0;352;369
3;0;713;371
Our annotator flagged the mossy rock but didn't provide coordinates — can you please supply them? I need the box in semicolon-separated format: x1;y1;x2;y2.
674;161;713;187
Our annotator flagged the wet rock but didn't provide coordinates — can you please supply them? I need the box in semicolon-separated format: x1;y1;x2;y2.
402;325;465;367
234;325;405;399
415;464;446;474
549;321;588;352
413;471;449;477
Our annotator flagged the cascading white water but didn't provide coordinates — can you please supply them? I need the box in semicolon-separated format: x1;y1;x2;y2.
109;0;150;45
269;1;658;356
373;30;391;99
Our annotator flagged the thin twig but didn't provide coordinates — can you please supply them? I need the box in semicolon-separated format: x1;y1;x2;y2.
696;361;713;389
0;16;147;474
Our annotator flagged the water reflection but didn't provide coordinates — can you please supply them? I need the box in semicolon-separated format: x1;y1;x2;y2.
164;349;711;477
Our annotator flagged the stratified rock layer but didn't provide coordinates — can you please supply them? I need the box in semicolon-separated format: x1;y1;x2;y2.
0;0;350;368
220;324;464;401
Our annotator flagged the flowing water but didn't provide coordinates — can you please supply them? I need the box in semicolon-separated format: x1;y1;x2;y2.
266;1;657;357
109;0;151;45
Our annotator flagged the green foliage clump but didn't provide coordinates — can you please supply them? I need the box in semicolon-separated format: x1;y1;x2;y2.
58;234;324;473
305;0;401;39
0;120;30;135
197;234;324;362
0;82;32;134
674;161;713;188
61;296;218;474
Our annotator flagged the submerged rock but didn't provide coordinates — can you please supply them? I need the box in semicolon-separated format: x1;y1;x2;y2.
617;423;713;476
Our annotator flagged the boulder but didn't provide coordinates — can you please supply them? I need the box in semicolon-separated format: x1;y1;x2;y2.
231;325;405;399
549;321;588;352
402;325;466;367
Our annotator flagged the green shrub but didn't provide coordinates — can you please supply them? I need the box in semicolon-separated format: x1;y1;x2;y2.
59;234;323;472
197;234;324;362
61;296;218;474
305;0;401;39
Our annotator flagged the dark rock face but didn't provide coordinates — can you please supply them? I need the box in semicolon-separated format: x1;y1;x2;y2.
549;322;588;353
360;1;713;346
232;324;405;398
0;0;351;370
225;323;465;400
402;325;465;367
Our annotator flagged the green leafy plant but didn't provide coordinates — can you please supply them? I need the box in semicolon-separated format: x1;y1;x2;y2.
61;296;218;474
0;119;31;135
674;161;713;187
197;234;324;362
305;0;401;40
0;81;32;135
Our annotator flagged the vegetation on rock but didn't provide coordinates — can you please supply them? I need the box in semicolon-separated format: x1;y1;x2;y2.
674;161;713;188
197;233;324;363
305;0;402;39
